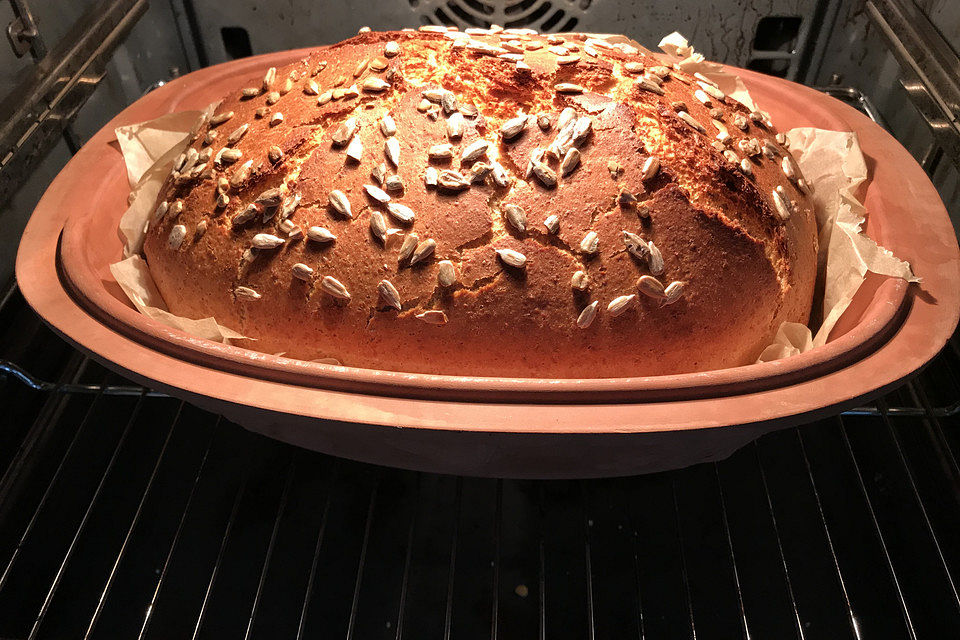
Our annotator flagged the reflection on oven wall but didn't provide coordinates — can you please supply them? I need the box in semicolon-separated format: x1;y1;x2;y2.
0;0;957;287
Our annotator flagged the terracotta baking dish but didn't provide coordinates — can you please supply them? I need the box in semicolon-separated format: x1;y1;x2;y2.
17;48;960;477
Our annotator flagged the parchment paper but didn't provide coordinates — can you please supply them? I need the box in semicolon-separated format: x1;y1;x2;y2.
111;104;249;344
108;33;916;362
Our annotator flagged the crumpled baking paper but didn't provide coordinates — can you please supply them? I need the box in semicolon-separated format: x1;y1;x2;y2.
108;33;916;364
111;105;249;344
656;33;916;363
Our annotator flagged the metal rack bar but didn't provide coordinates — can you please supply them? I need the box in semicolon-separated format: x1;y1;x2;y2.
671;479;697;640
83;401;186;639
137;418;222;640
26;390;146;640
296;461;339;640
244;460;295;640
392;472;419;640
581;482;597;640
345;474;379;640
754;443;805;639
837;418;919;639
442;477;462;640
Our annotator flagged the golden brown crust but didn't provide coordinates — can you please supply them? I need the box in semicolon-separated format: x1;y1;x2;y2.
142;28;817;377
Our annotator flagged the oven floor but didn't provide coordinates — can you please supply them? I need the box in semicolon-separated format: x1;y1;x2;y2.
1;283;958;639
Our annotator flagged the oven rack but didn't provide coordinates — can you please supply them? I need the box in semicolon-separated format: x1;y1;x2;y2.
0;279;959;639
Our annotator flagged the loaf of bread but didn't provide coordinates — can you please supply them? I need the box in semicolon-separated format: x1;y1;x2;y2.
142;27;817;378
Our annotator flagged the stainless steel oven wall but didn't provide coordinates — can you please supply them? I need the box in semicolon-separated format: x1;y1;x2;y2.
811;0;959;231
0;0;189;285
181;0;823;77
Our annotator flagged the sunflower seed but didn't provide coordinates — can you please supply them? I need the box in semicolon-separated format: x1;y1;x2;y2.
328;190;352;217
384;41;400;57
646;240;664;274
571;270;589;290
461;139;489;163
624;61;644;73
557;54;580;65
384;137;400;167
532;162;557;187
216;193;229;208
232;203;259;226
637;76;664;94
571;117;592;145
268;145;283;163
227;123;249;145
697;81;725;101
423;88;448;103
168;225;186;249
281;77;295;94
637;275;666;298
307;226;337;243
496;248;527;268
576;301;599;328
269;112;284;127
280;219;302;239
557;148;580;177
607;294;636;317
416;310;448;325
417;99;431;113
424;166;438;187
618;188;637;206
772;188;792;221
203;130;219;145
153;201;169;221
235;286;261;300
781;156;797;182
500;204;526;233
543;214;560;233
369;211;388;243
398;233;419;263
241;248;256;263
362;77;389;93
663;281;684;304
437;169;470;191
261;66;277;91
468;162;492;183
734;114;749;130
580;231;599;254
304;80;320;95
775;132;788;145
280;193;300;220
490;162;510;187
229;160;253;187
379;115;397;137
333;74;347;87
317;90;333;105
694;89;712;106
550;45;569;56
241;87;260;98
332;117;358;146
251;233;284;250
181;147;198;172
716;131;731;145
214;147;241;165
386;202;415;224
555;82;584;94
369;57;388;72
197;147;213;164
441;91;458;114
749;111;765;124
359;184;388;204
556;107;576;132
321;276;351;300
762;141;778;158
797;177;812;194
291;263;314;281
608;160;624;179
351;57;369;77
641;156;660;180
368;279;402;312
738;138;761;156
345;84;359;98
345;136;363;162
637;205;651;218
500;115;528;140
437;261;457;287
255;188;283;208
525;148;545;178
376;174;400;193
210;111;234;126
425;143;452;161
409;238;436;265
622;231;649;259
677;111;705;132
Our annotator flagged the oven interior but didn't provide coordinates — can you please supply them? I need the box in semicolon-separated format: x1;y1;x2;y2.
1;0;959;637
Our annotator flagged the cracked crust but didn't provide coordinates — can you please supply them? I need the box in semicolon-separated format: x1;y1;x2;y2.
142;29;817;377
